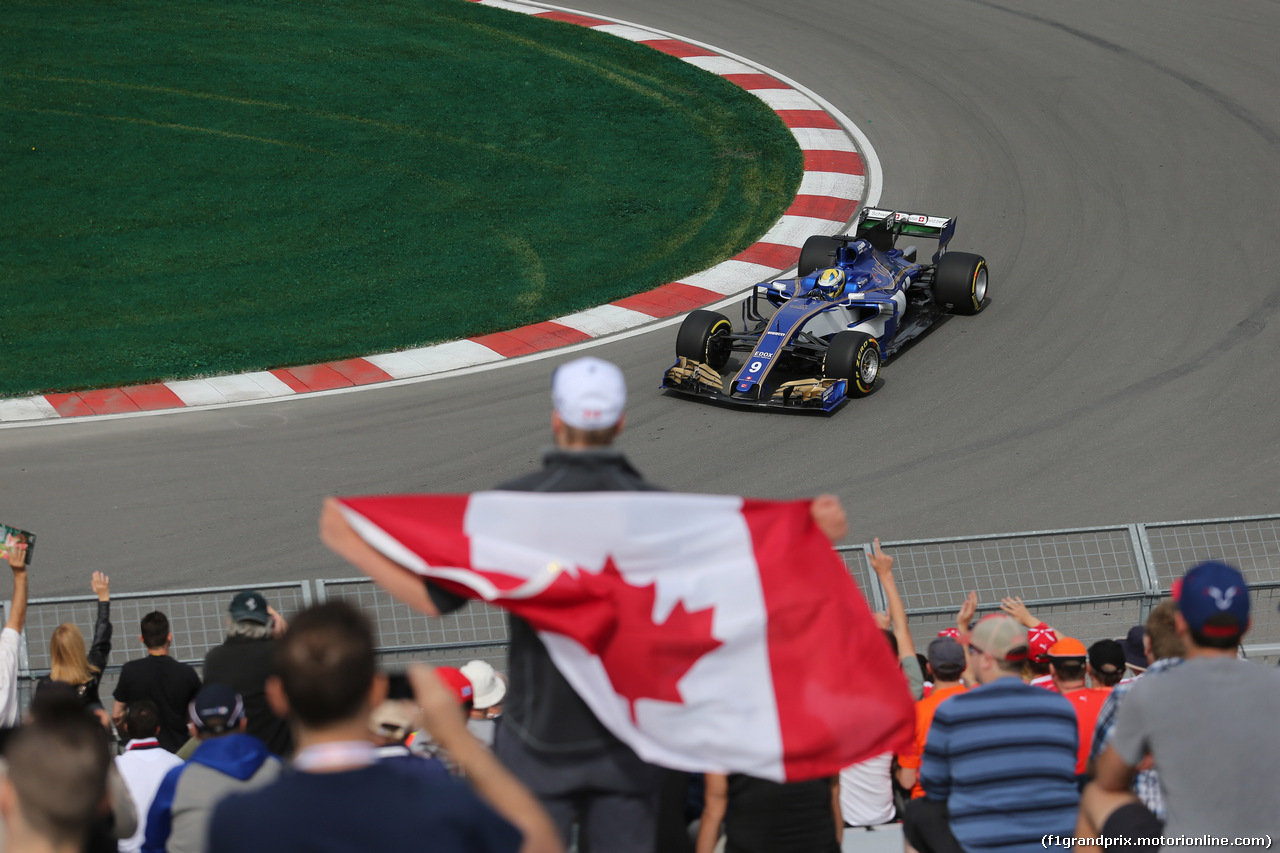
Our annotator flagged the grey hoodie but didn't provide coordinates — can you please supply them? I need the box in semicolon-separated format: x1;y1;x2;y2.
143;733;281;853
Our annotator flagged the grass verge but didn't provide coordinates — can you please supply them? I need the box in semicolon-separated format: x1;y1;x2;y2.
0;0;802;396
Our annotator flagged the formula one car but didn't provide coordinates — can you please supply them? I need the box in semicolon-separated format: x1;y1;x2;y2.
661;207;989;412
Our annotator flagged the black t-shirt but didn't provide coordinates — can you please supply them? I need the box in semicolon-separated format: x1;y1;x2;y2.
113;653;202;752
725;775;840;853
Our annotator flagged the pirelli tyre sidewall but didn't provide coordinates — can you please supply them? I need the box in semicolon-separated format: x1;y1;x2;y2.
824;331;880;396
675;309;733;370
932;252;988;315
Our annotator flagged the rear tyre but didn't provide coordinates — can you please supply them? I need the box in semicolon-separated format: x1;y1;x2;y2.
798;236;844;277
675;310;733;370
932;252;988;315
823;331;880;396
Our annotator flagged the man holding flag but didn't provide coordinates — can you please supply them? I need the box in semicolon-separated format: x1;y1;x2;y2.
320;357;912;853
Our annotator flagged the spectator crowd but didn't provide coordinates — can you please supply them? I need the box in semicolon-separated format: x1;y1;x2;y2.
3;357;1279;853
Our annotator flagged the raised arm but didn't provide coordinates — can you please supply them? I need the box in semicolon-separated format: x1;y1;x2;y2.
957;591;978;684
407;664;562;853
266;605;288;639
5;543;29;633
88;571;113;669
320;498;440;617
1000;596;1054;633
956;591;977;638
1;544;30;726
809;495;848;543
868;538;914;661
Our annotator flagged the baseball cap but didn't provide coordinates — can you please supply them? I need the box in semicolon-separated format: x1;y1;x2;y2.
969;614;1029;663
1028;623;1059;663
1174;560;1250;638
936;627;960;640
460;660;506;710
926;637;966;678
1121;625;1147;670
434;667;475;706
229;590;270;625
1088;639;1127;675
551;357;626;430
1046;637;1087;660
189;684;245;734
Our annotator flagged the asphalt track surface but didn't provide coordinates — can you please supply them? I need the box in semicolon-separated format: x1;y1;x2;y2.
6;0;1279;598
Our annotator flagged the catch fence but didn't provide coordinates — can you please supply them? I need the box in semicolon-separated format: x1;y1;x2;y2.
6;512;1277;714
840;513;1280;663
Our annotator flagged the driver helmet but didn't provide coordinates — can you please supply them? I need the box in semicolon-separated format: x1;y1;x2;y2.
814;267;846;300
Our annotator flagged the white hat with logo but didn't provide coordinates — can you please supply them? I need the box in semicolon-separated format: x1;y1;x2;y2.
551;357;626;430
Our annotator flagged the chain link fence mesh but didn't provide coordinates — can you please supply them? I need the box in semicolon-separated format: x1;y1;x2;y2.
315;579;510;652
18;582;312;673
1142;517;1280;588
6;515;1277;716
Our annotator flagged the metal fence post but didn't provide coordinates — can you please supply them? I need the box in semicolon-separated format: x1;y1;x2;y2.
1130;523;1162;622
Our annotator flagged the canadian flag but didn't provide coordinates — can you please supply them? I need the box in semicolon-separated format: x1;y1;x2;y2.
335;491;914;782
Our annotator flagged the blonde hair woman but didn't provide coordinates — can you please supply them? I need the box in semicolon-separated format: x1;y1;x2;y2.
36;571;113;715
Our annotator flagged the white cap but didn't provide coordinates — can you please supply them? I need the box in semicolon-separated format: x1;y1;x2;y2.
551;357;626;430
460;660;507;710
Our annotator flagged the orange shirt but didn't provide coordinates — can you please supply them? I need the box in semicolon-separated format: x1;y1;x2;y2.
897;682;968;798
1062;686;1112;774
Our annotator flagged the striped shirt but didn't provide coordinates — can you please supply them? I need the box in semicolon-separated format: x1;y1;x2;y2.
920;676;1080;853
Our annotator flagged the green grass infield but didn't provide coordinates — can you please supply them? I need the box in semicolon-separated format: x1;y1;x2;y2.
0;0;802;397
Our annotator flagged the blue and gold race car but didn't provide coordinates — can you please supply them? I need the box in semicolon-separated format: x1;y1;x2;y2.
661;207;989;412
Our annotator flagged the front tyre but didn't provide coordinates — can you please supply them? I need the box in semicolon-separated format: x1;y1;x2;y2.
675;310;733;370
824;331;880;397
932;252;988;315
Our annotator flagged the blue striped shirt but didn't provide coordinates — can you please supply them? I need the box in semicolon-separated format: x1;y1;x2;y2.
921;676;1080;853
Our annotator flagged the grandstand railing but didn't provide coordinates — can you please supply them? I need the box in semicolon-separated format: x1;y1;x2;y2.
6;512;1277;713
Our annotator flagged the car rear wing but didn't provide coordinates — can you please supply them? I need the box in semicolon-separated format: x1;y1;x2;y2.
848;208;957;263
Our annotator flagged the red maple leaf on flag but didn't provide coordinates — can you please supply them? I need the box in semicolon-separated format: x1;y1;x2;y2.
533;556;722;722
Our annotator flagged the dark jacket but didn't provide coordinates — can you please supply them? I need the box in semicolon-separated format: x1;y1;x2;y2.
36;600;111;710
203;636;293;757
429;447;660;754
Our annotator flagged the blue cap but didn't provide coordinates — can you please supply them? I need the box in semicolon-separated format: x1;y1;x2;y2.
189;684;245;734
1175;560;1249;639
1121;625;1147;670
